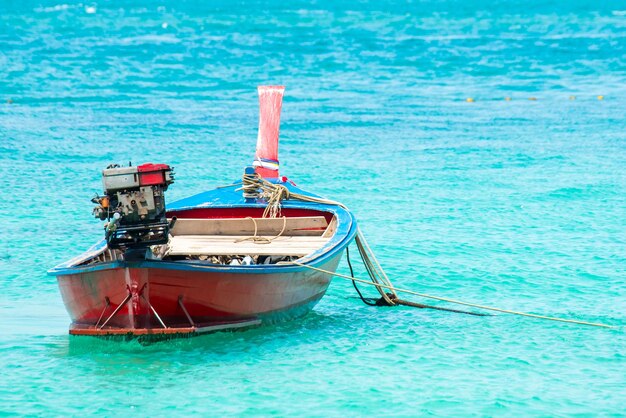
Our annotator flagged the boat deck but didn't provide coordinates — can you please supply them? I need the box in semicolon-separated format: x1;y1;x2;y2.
168;235;330;256
166;216;336;258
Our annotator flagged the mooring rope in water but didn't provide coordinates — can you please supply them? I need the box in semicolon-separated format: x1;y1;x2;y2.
346;246;377;306
346;246;490;316
292;257;616;328
354;229;398;305
353;230;482;314
240;174;617;329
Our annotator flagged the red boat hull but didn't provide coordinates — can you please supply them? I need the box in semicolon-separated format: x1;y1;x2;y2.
57;255;341;337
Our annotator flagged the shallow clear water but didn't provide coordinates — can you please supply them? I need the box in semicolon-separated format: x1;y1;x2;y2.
1;0;626;415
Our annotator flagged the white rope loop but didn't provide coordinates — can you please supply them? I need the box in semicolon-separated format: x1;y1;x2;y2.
234;216;287;244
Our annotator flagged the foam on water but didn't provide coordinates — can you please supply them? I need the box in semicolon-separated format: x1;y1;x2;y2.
1;0;625;415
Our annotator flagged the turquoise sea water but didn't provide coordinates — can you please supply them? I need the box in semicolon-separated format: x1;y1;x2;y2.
1;0;626;415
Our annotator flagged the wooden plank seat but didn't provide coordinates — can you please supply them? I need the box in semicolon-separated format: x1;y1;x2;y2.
169;216;329;237
167;235;331;257
166;216;334;257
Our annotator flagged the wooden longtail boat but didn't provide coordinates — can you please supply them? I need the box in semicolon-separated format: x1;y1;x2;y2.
48;86;357;338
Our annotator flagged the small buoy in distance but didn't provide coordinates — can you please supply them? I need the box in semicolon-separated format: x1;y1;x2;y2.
466;97;474;103
569;95;576;100
597;95;604;100
528;97;537;101
504;97;511;101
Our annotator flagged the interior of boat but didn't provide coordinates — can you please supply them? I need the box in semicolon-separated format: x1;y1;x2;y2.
81;212;337;267
161;214;337;265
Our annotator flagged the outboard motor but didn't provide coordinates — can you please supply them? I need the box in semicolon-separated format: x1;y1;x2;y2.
92;163;175;250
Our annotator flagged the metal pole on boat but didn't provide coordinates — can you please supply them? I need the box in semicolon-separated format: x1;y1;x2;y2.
253;85;284;179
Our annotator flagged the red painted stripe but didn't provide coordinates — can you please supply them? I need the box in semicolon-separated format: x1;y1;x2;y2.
169;207;334;223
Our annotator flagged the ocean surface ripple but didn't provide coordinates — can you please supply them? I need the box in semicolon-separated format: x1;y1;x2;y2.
1;0;625;415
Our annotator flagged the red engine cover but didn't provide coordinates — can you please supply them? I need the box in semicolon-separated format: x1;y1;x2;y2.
137;163;170;172
137;163;171;186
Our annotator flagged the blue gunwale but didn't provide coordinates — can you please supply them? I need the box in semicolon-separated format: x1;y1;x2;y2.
48;179;357;276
